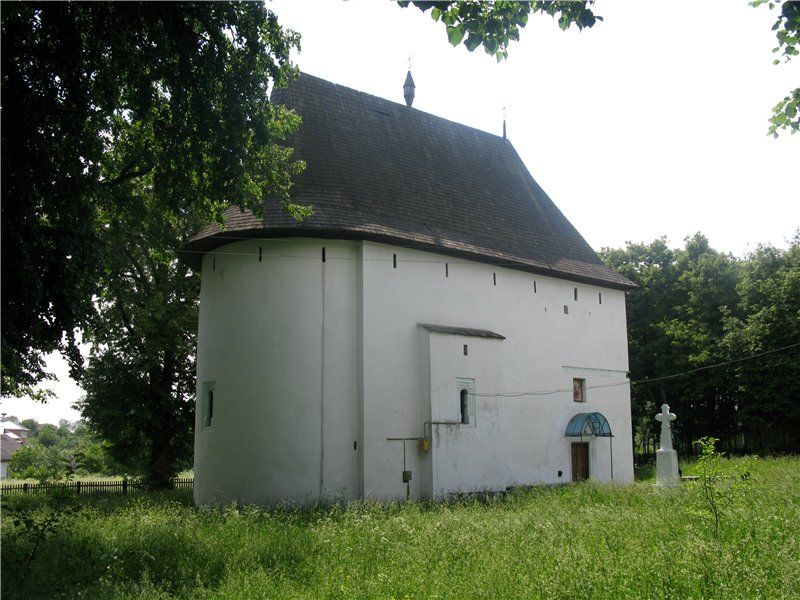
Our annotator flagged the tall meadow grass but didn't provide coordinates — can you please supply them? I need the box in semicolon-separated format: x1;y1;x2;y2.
2;456;798;599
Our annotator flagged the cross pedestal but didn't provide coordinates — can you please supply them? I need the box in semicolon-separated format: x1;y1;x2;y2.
655;403;680;487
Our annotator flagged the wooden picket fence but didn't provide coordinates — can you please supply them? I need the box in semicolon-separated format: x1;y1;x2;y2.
0;477;193;495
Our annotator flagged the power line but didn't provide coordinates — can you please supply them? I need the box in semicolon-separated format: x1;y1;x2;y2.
472;341;800;398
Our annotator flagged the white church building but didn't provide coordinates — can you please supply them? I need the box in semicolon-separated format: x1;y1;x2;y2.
181;73;636;504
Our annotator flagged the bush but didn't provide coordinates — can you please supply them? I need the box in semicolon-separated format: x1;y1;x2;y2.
8;444;69;483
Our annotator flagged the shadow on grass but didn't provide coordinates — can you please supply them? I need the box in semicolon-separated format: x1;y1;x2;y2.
1;490;315;599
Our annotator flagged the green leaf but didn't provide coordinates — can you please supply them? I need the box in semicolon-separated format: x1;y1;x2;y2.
464;34;482;52
431;7;441;21
446;25;465;46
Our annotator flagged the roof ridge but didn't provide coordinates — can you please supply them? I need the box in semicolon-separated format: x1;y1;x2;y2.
287;71;510;144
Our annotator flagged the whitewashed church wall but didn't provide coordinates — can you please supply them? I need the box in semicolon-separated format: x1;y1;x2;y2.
194;237;634;505
194;239;360;504
359;241;634;500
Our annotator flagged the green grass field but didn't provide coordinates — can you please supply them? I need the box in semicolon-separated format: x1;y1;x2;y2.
2;457;798;599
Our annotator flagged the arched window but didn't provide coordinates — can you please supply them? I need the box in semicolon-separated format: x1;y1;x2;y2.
460;388;470;425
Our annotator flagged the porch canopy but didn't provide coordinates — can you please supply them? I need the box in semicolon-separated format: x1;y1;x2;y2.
565;412;615;480
565;412;613;438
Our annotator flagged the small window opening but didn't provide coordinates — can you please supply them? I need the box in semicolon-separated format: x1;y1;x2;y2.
563;305;569;314
445;262;449;277
203;383;216;428
460;389;470;425
573;378;586;403
533;281;537;293
322;247;326;262
574;288;578;301
598;292;602;304
393;253;397;268
493;273;497;286
463;344;468;356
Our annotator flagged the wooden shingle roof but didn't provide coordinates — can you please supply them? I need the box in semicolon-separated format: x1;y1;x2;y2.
181;73;635;290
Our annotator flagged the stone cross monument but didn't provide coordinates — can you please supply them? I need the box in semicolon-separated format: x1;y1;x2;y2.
655;403;680;486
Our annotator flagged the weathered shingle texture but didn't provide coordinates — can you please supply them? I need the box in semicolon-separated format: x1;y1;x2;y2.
181;73;634;290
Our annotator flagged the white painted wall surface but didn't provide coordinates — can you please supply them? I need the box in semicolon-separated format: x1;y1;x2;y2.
194;239;359;504
359;242;634;500
193;237;634;505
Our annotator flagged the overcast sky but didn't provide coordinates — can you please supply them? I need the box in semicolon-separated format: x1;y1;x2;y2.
3;0;798;425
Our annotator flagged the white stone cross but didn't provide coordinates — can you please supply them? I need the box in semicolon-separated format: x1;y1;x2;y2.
655;403;676;451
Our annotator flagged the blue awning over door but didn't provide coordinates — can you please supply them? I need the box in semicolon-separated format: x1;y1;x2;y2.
565;412;613;437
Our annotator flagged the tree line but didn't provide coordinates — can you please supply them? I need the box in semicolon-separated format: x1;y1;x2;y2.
601;233;800;456
4;418;124;481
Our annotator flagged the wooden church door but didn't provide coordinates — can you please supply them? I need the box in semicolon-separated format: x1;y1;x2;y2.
571;443;590;482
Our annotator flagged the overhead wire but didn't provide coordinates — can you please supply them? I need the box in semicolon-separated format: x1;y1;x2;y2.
472;341;800;398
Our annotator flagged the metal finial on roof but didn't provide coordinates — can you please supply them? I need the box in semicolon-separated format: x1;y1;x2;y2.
403;70;415;108
502;105;507;140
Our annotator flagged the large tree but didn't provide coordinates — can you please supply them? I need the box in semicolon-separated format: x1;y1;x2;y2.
602;234;800;455
601;235;742;453
1;2;304;398
78;108;301;488
721;236;800;451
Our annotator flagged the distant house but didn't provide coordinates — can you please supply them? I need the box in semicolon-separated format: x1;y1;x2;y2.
1;421;29;478
181;73;636;505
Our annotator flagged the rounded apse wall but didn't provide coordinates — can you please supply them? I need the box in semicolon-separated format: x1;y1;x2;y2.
193;238;360;505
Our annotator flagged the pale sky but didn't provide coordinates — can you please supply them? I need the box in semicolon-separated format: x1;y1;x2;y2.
3;0;798;424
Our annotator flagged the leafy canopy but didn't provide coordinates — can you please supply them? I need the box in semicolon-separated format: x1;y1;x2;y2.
752;0;800;136
400;1;600;60
1;2;304;398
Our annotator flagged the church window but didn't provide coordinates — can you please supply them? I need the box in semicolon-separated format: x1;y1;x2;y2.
574;287;578;301
445;262;449;277
598;292;602;304
456;378;476;427
493;272;497;286
573;378;586;403
460;389;470;424
533;281;537;293
202;382;216;428
463;344;468;356
393;253;397;268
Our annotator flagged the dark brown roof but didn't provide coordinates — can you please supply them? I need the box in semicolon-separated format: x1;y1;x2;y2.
181;73;635;290
418;324;506;340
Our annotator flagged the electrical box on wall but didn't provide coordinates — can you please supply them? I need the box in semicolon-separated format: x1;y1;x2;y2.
418;438;430;452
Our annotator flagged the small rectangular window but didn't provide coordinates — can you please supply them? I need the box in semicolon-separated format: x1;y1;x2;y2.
573;378;586;403
574;288;578;301
598;292;602;304
563;305;569;315
445;262;449;277
202;382;216;428
393;253;397;268
463;344;468;356
456;378;476;427
533;281;537;293
493;273;497;286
